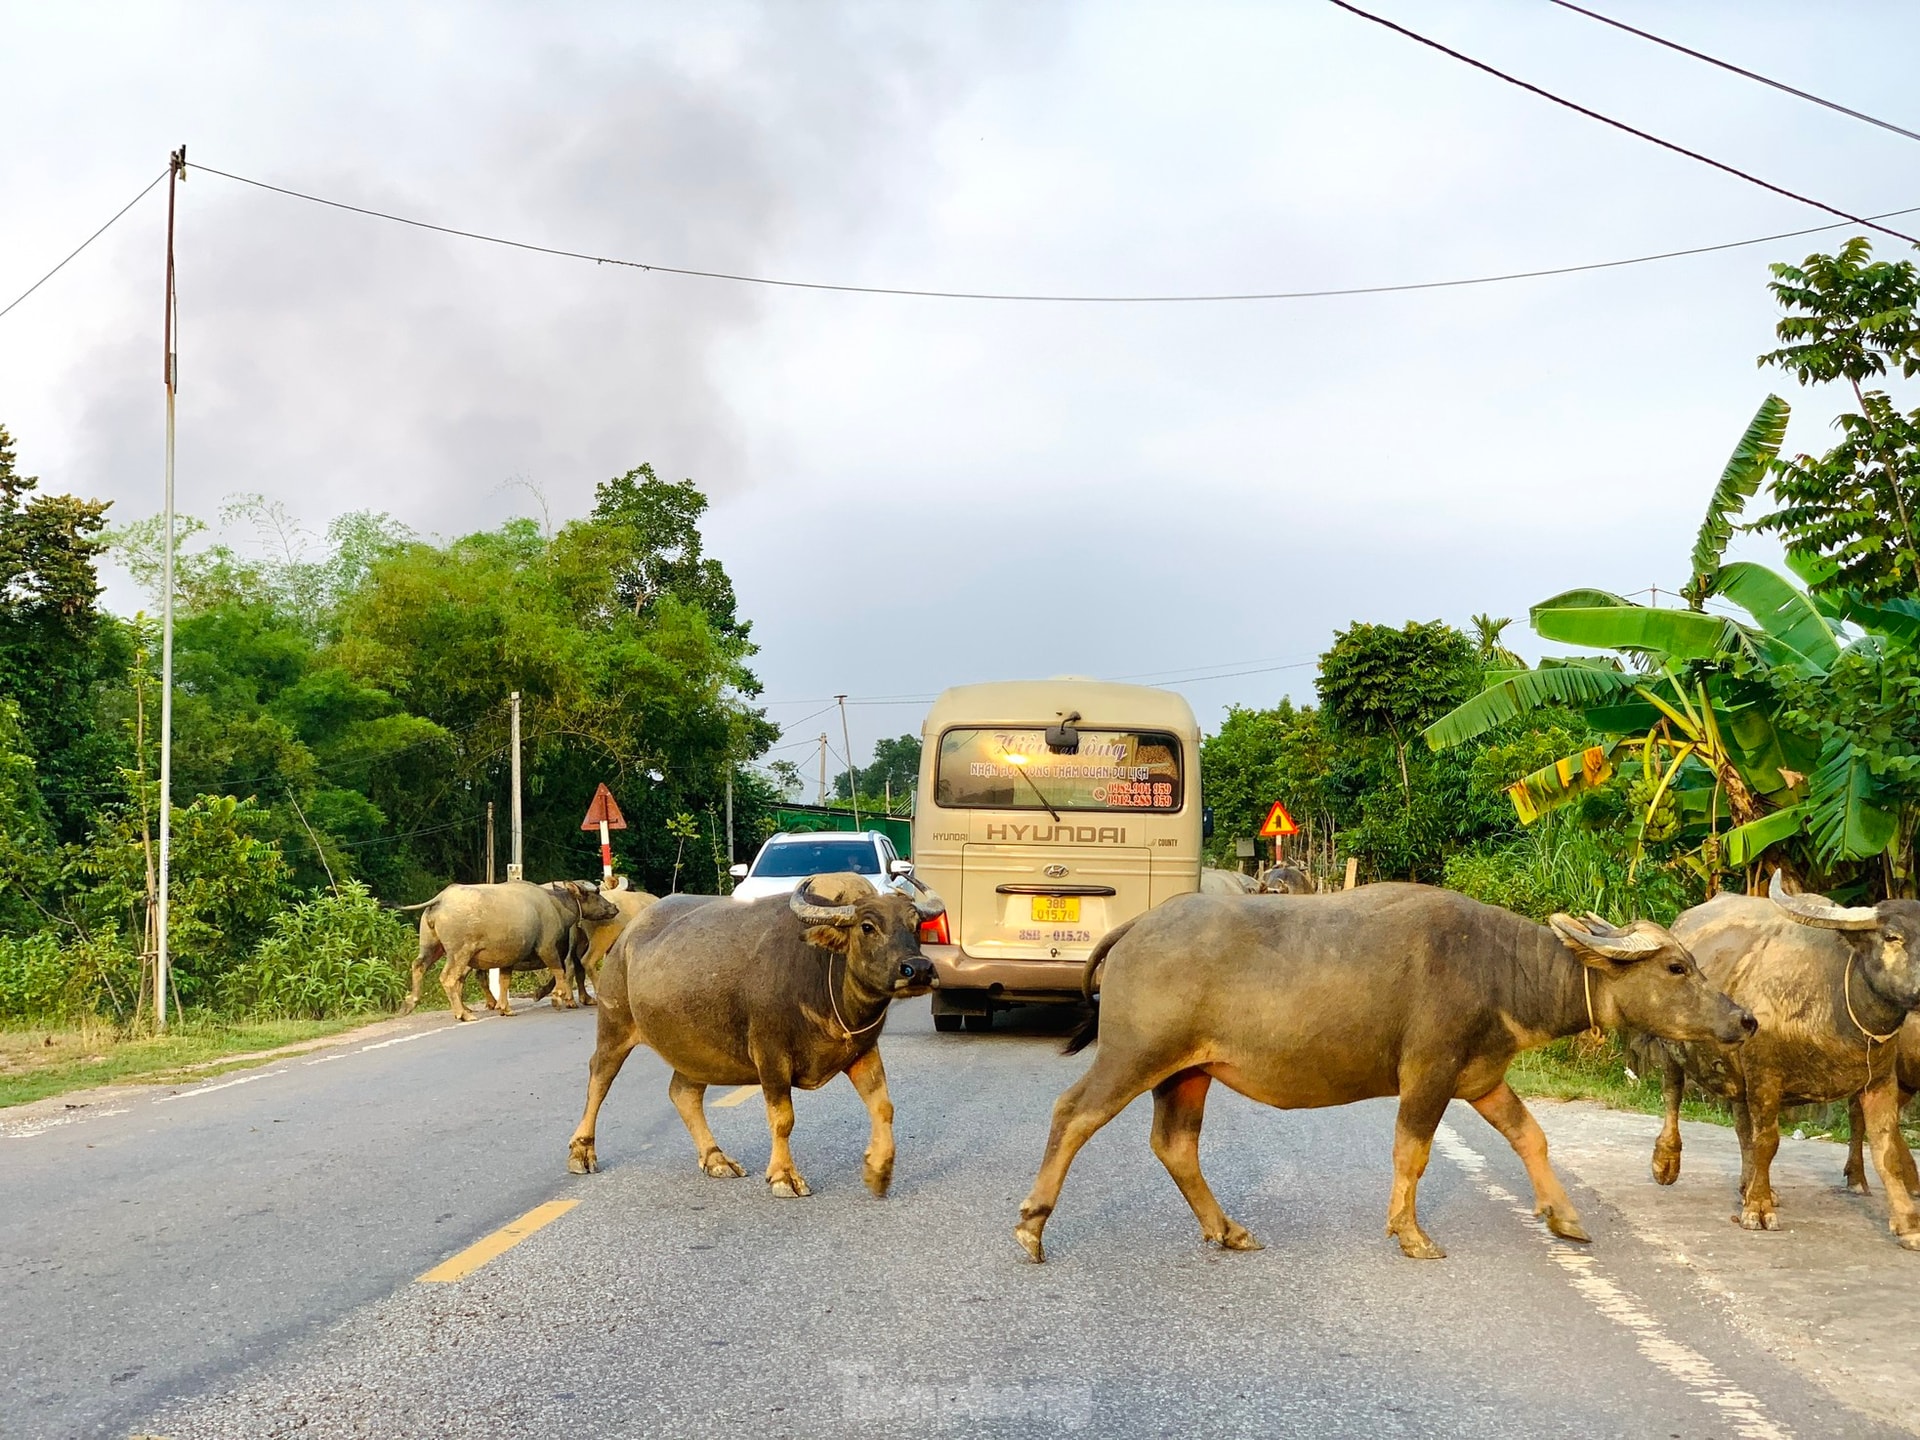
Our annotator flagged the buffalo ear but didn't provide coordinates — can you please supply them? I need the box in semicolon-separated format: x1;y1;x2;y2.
804;924;851;953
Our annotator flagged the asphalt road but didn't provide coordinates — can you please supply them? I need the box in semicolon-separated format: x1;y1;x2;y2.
1;1000;1903;1439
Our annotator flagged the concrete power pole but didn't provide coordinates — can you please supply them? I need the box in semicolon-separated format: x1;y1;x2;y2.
155;145;186;1034
837;695;862;830
507;691;524;882
818;734;828;805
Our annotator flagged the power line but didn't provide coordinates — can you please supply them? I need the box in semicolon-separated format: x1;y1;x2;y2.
0;169;168;322
1547;1;1920;145
1325;1;1920;248
191;159;1920;306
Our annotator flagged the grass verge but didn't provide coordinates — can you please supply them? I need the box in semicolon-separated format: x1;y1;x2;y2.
0;1014;386;1109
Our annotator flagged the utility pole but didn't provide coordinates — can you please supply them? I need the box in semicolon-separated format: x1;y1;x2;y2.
837;695;862;829
724;771;735;865
156;145;186;1034
486;801;496;883
818;734;828;805
508;691;524;881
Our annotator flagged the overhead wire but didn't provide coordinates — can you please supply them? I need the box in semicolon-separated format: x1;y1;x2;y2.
1546;1;1920;145
1324;1;1920;248
188;160;1919;306
0;169;169;322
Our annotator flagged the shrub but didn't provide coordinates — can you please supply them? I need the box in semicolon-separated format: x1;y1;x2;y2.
1444;820;1700;926
221;882;413;1018
0;930;140;1024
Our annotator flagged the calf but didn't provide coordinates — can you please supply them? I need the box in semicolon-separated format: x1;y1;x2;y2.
1649;872;1920;1248
567;874;942;1198
1013;884;1753;1263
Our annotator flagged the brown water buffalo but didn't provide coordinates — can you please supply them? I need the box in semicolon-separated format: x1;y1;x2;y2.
401;879;620;1021
567;874;943;1198
1259;864;1312;895
1013;884;1755;1263
521;880;659;1007
1646;872;1920;1248
1843;1018;1919;1197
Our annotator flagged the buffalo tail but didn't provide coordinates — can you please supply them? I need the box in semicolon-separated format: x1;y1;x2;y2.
1063;916;1142;1056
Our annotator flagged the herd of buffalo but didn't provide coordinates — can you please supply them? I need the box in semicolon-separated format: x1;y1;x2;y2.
397;868;1920;1259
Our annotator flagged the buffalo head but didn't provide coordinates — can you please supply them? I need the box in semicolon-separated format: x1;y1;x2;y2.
790;872;941;997
1769;870;1920;1012
1550;911;1755;1045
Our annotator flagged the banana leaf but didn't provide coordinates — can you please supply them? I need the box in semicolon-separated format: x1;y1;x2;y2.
1713;562;1840;672
1839;594;1920;646
1422;659;1636;750
1806;737;1899;863
1507;744;1617;824
1723;804;1808;868
1528;588;1634;623
1689;395;1790;594
1582;700;1665;734
1533;605;1751;660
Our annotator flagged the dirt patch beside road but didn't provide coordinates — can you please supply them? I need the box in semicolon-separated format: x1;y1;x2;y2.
1534;1098;1919;1436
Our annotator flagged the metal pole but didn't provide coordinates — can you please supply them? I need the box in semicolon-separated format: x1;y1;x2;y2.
508;691;523;881
837;695;861;829
486;801;496;883
156;146;185;1034
724;772;734;864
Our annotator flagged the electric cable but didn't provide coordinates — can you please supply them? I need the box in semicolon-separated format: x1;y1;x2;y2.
0;169;169;321
1326;1;1919;247
1547;1;1920;145
190;160;1920;305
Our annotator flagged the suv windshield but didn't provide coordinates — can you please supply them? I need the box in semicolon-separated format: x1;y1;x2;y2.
751;837;883;878
935;728;1184;812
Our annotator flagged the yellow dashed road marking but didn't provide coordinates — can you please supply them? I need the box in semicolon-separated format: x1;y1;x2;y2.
417;1199;578;1283
714;1085;761;1108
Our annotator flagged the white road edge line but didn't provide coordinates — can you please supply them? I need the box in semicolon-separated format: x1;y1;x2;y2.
1433;1122;1789;1440
153;1068;289;1105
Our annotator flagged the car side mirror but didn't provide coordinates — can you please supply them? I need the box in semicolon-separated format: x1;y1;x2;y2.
889;859;914;877
1202;806;1215;841
728;863;749;880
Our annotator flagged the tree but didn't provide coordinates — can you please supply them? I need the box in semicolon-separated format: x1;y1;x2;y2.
1317;620;1479;797
835;734;921;808
1470;615;1524;669
588;464;750;643
1754;240;1920;601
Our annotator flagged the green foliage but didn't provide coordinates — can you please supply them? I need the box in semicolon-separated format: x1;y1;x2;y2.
834;734;920;806
220;883;413;1018
0;930;140;1024
1686;394;1790;604
1444;820;1700;927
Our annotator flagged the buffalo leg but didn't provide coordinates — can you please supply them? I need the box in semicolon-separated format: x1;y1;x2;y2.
669;1071;746;1179
1386;1071;1456;1260
844;1049;897;1198
404;938;437;1015
440;947;482;1022
1469;1081;1588;1243
539;941;576;1011
1651;1052;1686;1187
1844;1095;1872;1195
760;1081;810;1198
566;1007;641;1174
1735;1076;1783;1231
1015;1053;1165;1263
1150;1070;1260;1252
1859;1077;1920;1249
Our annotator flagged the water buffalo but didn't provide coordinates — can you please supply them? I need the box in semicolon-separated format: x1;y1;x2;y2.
1013;884;1755;1263
1200;868;1259;896
567;874;944;1198
401;879;621;1021
1843;1019;1919;1197
1646;872;1920;1248
1259;864;1312;895
520;880;660;1007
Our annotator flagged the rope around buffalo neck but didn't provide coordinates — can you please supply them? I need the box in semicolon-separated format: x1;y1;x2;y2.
1583;964;1601;1041
1843;954;1900;1089
827;951;887;1040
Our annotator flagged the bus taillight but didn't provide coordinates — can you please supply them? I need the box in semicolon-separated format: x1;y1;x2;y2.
918;912;950;946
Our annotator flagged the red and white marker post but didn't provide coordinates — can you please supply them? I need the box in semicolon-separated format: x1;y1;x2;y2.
580;783;628;883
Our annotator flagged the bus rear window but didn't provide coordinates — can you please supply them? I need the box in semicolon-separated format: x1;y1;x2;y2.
935;728;1184;812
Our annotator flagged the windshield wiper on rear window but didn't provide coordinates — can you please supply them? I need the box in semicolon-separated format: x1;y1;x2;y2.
1003;753;1062;822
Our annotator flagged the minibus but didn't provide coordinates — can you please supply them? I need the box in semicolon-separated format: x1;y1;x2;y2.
910;679;1202;1031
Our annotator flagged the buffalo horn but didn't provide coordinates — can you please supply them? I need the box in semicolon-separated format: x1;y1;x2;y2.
1767;869;1879;931
1550;913;1662;959
790;881;858;926
899;873;947;921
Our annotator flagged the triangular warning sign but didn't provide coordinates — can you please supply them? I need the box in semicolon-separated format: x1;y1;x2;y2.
1257;801;1298;838
580;783;628;831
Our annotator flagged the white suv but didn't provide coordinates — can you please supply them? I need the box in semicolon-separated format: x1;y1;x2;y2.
727;830;912;903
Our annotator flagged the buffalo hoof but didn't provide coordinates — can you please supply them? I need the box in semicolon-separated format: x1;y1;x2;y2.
1014;1226;1045;1263
768;1173;812;1199
1651;1143;1682;1187
1896;1232;1920;1252
699;1150;746;1179
862;1162;893;1198
1208;1221;1262;1252
1543;1210;1591;1244
1736;1206;1779;1232
568;1140;597;1175
1843;1168;1871;1196
1392;1230;1446;1261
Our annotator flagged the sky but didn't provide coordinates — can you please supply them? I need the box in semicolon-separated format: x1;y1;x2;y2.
2;0;1916;777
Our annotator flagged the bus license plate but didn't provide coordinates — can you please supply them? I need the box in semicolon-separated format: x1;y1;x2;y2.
1030;896;1080;923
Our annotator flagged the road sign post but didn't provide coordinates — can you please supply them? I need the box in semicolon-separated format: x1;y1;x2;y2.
1257;800;1299;877
580;783;628;883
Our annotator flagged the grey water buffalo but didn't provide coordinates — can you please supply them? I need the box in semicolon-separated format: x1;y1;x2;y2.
1646;872;1920;1248
567;874;944;1198
1013;884;1754;1263
1259;864;1312;895
522;880;660;1007
1200;868;1259;896
1844;1019;1919;1197
401;879;621;1021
